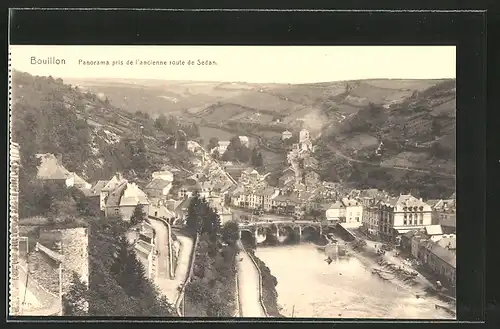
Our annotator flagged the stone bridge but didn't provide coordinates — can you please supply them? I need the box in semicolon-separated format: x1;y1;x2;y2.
239;220;337;245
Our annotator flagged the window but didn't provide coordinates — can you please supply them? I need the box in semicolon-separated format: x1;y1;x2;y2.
114;208;120;215
404;219;407;225
419;218;423;225
409;218;412;225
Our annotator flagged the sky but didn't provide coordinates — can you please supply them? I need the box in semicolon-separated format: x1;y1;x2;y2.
10;45;456;84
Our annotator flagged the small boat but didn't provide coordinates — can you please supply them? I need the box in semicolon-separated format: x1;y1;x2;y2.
372;268;395;280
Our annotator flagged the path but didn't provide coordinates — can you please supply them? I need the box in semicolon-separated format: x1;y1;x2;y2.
324;144;455;178
171;231;194;307
148;218;194;307
236;241;266;317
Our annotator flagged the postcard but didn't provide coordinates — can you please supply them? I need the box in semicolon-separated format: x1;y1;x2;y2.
8;44;457;319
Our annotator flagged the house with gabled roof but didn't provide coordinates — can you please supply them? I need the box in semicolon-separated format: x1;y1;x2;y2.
104;181;150;221
36;153;92;191
419;240;456;287
99;173;128;211
145;179;172;199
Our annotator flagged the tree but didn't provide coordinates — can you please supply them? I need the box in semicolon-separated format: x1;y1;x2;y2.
49;195;79;224
250;147;264;168
155;114;168;132
186;191;203;233
222;136;251;163
111;236;147;297
130;204;147;225
207;137;219;151
212;149;220;160
431;117;442;137
63;273;89;315
221;220;240;246
88;218;176;316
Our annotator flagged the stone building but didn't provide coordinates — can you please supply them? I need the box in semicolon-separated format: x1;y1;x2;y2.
378;194;433;244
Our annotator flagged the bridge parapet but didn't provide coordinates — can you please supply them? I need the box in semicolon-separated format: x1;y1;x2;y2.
239;220;329;244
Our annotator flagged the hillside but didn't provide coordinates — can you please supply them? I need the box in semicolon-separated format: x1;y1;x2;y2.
56;76;455;198
315;79;456;199
11;71;198;186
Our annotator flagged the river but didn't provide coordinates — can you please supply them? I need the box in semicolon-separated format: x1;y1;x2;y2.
255;244;455;319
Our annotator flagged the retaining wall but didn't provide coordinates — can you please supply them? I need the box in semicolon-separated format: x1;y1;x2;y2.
233;271;241;317
336;223;357;242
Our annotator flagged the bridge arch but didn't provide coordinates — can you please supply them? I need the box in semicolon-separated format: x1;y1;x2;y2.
240;229;255;248
278;224;299;244
301;225;320;242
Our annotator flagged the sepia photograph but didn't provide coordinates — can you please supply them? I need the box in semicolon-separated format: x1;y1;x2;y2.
9;45;456;319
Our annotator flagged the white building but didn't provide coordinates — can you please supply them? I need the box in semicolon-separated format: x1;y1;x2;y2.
238;136;250;148
282;130;293;140
118;183;150;221
151;170;174;182
187;140;201;153
218;141;231;155
325;201;345;221
379;194;433;243
299;129;310;143
341;198;363;226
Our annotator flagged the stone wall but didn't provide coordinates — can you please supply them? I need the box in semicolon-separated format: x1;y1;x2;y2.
60;227;89;293
27;251;60;296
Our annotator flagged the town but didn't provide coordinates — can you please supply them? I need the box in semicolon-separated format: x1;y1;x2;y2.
10;125;456;318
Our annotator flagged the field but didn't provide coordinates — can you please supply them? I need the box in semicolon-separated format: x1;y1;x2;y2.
57;76;456;197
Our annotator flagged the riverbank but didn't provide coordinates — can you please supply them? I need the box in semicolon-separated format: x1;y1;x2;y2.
347;242;456;315
245;248;285;317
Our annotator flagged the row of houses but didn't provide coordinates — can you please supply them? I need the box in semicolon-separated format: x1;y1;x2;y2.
400;227;456;287
359;192;456;243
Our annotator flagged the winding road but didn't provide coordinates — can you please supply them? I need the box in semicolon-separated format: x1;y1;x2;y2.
148;218;194;308
236;241;267;317
324;144;456;178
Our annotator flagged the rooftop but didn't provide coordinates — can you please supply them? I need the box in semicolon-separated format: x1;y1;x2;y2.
425;225;444;236
425;241;456;268
146;178;172;190
328;201;345;209
102;174;127;192
342;198;360;207
106;181;128;207
120;183;149;206
436;236;456;250
176;197;193;212
90;180;108;196
36;153;72;180
135;240;154;255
